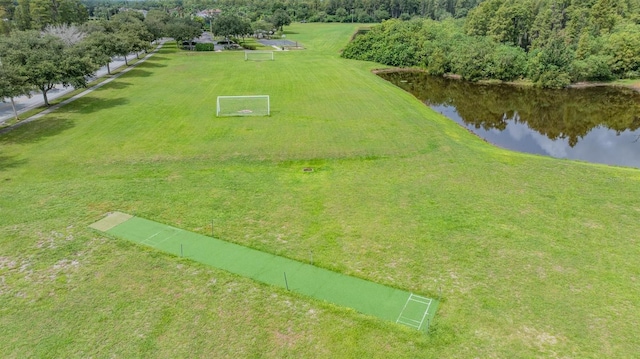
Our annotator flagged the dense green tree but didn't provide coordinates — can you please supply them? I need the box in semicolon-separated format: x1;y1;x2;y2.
344;0;640;85
120;21;154;57
590;0;619;34
103;11;155;60
145;9;171;41
212;13;250;39
488;0;534;48
271;8;291;30
571;54;613;81
47;0;485;26
490;44;527;80
110;9;145;24
111;32;133;65
373;8;391;20
58;0;89;24
14;0;32;30
0;63;33;121
92;5;116;20
0;31;97;106
0;0;13;34
252;19;275;35
29;0;53;29
528;33;574;88
166;17;203;47
450;36;495;81
465;0;503;36
528;3;567;50
82;30;119;74
601;24;640;76
564;3;592;40
6;0;87;30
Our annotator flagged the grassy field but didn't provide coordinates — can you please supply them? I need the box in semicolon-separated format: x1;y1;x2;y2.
1;23;640;357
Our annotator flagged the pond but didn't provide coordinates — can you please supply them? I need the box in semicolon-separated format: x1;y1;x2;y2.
378;71;640;169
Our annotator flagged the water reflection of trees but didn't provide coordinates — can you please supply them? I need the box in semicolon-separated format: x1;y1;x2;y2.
380;72;640;147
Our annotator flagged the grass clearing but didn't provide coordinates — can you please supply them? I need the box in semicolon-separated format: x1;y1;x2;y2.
1;23;640;357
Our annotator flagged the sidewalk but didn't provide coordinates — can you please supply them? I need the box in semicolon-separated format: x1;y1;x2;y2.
0;41;165;125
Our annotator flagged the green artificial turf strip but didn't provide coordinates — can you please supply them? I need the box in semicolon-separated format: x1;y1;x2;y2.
1;23;640;358
98;214;438;327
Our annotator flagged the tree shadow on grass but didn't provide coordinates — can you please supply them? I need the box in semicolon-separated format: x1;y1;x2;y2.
149;55;169;61
99;81;132;90
0;155;28;172
124;69;152;77
58;97;129;114
0;117;74;144
139;61;167;68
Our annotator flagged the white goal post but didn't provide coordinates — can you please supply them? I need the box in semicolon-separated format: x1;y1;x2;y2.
216;95;270;117
244;51;274;61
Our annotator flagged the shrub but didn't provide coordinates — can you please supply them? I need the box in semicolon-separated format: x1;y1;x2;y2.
195;43;215;51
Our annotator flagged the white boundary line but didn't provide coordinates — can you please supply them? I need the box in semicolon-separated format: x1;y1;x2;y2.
141;228;181;246
396;293;433;330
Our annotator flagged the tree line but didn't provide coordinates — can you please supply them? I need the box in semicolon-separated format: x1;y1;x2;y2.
75;0;483;24
0;7;202;120
343;0;640;87
0;0;300;122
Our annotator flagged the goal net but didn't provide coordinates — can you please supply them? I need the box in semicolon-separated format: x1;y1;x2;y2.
245;51;274;61
216;95;270;117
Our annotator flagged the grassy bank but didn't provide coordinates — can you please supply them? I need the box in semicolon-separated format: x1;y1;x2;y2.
1;23;639;357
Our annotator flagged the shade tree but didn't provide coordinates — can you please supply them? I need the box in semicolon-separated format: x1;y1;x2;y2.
0;63;33;121
166;17;203;48
271;9;291;31
0;30;97;106
211;13;250;39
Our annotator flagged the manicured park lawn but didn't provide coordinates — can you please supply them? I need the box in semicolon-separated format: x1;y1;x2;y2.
1;23;639;357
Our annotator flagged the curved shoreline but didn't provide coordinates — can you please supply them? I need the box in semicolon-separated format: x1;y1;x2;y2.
372;67;640;93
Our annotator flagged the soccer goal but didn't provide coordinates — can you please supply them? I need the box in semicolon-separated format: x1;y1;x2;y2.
245;51;274;61
216;95;270;117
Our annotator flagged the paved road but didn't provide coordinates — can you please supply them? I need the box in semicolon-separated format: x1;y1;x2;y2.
0;40;166;133
0;48;153;124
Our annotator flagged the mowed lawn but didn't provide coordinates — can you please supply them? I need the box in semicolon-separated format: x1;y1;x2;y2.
1;23;640;357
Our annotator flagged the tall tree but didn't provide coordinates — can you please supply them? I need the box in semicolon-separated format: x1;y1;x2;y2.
14;0;32;30
166;17;202;47
0;31;97;106
119;21;154;58
271;8;291;31
29;0;53;29
211;14;245;39
57;0;89;25
591;0;619;34
0;63;33;121
527;32;574;88
488;0;534;49
145;9;171;41
108;11;154;61
0;0;12;34
82;31;118;74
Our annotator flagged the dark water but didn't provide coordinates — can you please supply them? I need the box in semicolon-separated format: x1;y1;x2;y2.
379;71;640;168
